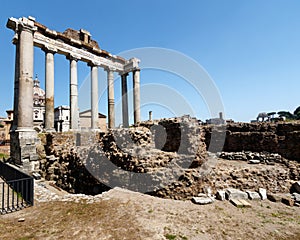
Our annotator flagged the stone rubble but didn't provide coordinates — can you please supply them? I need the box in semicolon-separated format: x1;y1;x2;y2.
34;118;300;205
258;188;267;200
218;151;282;164
191;196;214;205
246;191;261;200
34;180;105;204
225;188;248;200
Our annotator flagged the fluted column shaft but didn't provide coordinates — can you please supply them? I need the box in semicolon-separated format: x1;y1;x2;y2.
121;73;129;127
133;69;141;124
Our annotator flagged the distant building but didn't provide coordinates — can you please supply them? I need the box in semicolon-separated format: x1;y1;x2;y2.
54;107;107;132
1;110;14;143
54;106;71;132
79;109;107;131
32;76;45;130
206;112;226;125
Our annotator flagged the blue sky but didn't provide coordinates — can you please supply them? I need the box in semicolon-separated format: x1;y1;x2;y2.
0;0;300;123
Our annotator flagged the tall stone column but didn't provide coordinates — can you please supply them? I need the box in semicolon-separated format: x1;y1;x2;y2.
44;47;56;131
17;24;36;130
90;63;98;130
106;68;115;128
68;55;80;130
121;73;129;128
11;36;19;131
133;69;141;124
7;17;40;169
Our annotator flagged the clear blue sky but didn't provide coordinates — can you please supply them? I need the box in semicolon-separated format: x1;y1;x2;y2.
0;0;300;123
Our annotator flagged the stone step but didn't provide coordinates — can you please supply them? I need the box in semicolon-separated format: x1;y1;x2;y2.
230;198;251;208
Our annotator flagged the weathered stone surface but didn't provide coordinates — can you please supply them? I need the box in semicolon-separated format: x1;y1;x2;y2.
204;122;300;161
37;118;300;201
218;151;282;164
291;181;300;194
282;197;295;206
292;193;300;203
225;188;248;200
246;191;261;200
239;199;252;208
191;196;214;205
230;199;251;208
32;172;41;180
259;188;267;200
267;193;283;202
216;190;226;201
249;160;260;164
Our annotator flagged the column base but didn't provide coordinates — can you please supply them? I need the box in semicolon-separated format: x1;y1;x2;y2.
10;129;40;173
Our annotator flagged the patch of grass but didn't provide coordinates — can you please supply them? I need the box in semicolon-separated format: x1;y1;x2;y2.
272;212;280;218
165;234;177;240
262;219;275;224
148;209;154;213
0;152;9;159
215;205;224;211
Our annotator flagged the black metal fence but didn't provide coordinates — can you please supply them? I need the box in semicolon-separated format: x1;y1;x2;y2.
0;161;34;214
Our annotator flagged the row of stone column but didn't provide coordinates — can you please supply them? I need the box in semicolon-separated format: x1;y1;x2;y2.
13;23;140;132
42;51;141;131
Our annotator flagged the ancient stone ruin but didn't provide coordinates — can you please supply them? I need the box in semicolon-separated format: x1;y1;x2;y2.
34;118;300;202
6;16;141;170
4;16;300;206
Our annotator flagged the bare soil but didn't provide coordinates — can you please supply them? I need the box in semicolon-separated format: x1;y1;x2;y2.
0;187;300;240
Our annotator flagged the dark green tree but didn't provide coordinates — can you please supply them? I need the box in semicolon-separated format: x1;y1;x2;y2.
277;106;300;120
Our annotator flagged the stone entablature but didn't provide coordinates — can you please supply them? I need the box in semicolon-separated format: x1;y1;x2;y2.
7;16;139;74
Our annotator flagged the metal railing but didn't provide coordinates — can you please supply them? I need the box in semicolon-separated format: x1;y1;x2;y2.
0;161;34;214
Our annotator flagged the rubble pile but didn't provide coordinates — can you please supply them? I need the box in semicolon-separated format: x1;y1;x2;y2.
37;119;300;202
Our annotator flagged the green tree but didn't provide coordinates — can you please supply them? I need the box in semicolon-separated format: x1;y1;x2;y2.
277;106;300;120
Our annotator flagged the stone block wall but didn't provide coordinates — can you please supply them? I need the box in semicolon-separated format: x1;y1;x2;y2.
203;122;300;161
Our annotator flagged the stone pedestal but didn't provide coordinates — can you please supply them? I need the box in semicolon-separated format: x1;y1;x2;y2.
10;130;40;172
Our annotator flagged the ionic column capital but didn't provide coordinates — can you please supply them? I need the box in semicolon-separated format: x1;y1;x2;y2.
119;72;129;77
104;66;116;72
132;68;140;72
67;53;81;62
42;45;57;54
19;24;37;34
87;61;99;67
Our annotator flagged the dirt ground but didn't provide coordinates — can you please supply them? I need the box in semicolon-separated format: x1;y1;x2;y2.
0;186;300;240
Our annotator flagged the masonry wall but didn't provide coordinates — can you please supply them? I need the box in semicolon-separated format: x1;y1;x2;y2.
203;122;300;161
